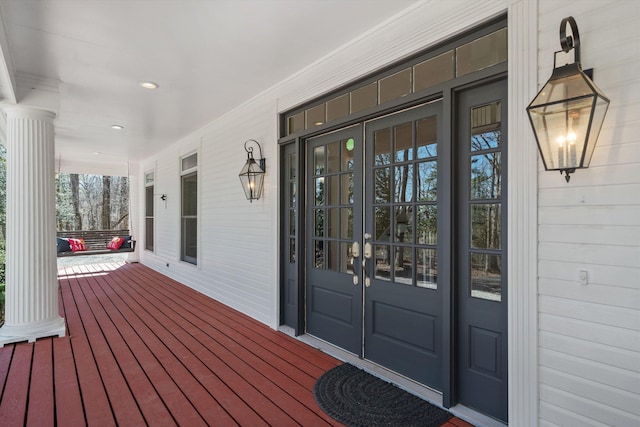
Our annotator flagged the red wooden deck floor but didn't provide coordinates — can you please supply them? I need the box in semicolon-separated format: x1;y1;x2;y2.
0;262;473;426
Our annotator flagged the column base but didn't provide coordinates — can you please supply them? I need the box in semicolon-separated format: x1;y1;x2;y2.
0;316;66;347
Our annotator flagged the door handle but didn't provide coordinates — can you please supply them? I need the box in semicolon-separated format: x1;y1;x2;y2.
363;242;372;287
352;241;360;285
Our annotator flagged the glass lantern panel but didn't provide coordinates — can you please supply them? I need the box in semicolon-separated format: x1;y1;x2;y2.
529;95;595;170
583;96;610;167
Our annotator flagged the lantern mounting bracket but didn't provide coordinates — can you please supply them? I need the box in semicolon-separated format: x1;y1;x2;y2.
244;139;265;172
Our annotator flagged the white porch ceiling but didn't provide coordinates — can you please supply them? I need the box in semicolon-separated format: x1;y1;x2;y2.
0;0;417;169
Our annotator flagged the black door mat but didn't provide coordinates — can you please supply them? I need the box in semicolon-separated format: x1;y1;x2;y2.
314;363;453;427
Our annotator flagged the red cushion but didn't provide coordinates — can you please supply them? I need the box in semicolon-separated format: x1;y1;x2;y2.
107;237;124;250
69;238;87;252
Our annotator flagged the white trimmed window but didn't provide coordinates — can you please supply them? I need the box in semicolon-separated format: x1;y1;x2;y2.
144;171;154;251
180;153;197;265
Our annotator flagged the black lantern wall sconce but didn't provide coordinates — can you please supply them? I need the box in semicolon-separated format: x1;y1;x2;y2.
239;139;266;202
526;16;610;182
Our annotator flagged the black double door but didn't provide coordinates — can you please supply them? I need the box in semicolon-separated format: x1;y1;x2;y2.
304;80;508;422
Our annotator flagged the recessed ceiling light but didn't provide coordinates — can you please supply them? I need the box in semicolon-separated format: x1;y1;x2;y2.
111;124;124;130
138;81;159;90
92;152;102;155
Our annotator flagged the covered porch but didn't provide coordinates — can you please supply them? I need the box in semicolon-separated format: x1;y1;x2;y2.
0;261;469;426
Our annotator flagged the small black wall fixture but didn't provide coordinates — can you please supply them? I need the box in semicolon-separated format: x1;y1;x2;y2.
526;16;610;182
239;139;266;202
160;194;167;201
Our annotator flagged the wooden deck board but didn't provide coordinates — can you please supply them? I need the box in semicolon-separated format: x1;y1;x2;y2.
52;336;86;427
0;262;468;427
122;268;336;425
26;339;54;427
0;343;32;426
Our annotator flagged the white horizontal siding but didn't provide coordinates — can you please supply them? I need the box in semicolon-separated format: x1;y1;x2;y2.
537;1;640;426
136;1;511;328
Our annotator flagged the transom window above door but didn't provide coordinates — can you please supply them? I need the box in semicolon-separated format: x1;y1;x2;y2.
283;27;506;137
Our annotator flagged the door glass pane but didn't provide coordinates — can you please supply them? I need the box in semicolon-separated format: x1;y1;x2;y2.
289;182;296;206
394;164;413;202
416;205;437;245
471;204;501;249
394;123;413;161
394;205;413;244
314;240;324;269
327;142;340;173
456;28;507;77
341;242;354;274
417;161;437;201
341;138;355;171
314;146;325;175
471;253;502;301
327;94;349;122
394;246;412;285
327;208;339;239
379;68;412;104
341;174;354;204
314;209;324;237
374;245;391;281
471;129;500;151
374;129;391;165
289;210;295;235
288;111;304;134
375;207;391;242
315;177;325;205
328;175;339;205
375;168;391;203
341;208;353;239
414;51;454;92
417;249;437;289
289;153;296;179
471;152;501;199
306;104;325;128
351;82;377;114
417;116;437;158
289;238;295;263
327;241;340;272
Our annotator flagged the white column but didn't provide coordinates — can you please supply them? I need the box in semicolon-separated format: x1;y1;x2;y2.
0;105;65;346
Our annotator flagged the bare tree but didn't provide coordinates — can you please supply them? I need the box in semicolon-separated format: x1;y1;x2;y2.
70;173;82;229
101;176;111;229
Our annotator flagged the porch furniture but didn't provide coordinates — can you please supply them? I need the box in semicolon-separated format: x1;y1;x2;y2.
56;230;135;257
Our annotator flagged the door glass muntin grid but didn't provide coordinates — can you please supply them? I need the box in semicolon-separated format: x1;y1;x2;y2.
311;136;357;275
371;109;439;289
468;101;503;301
